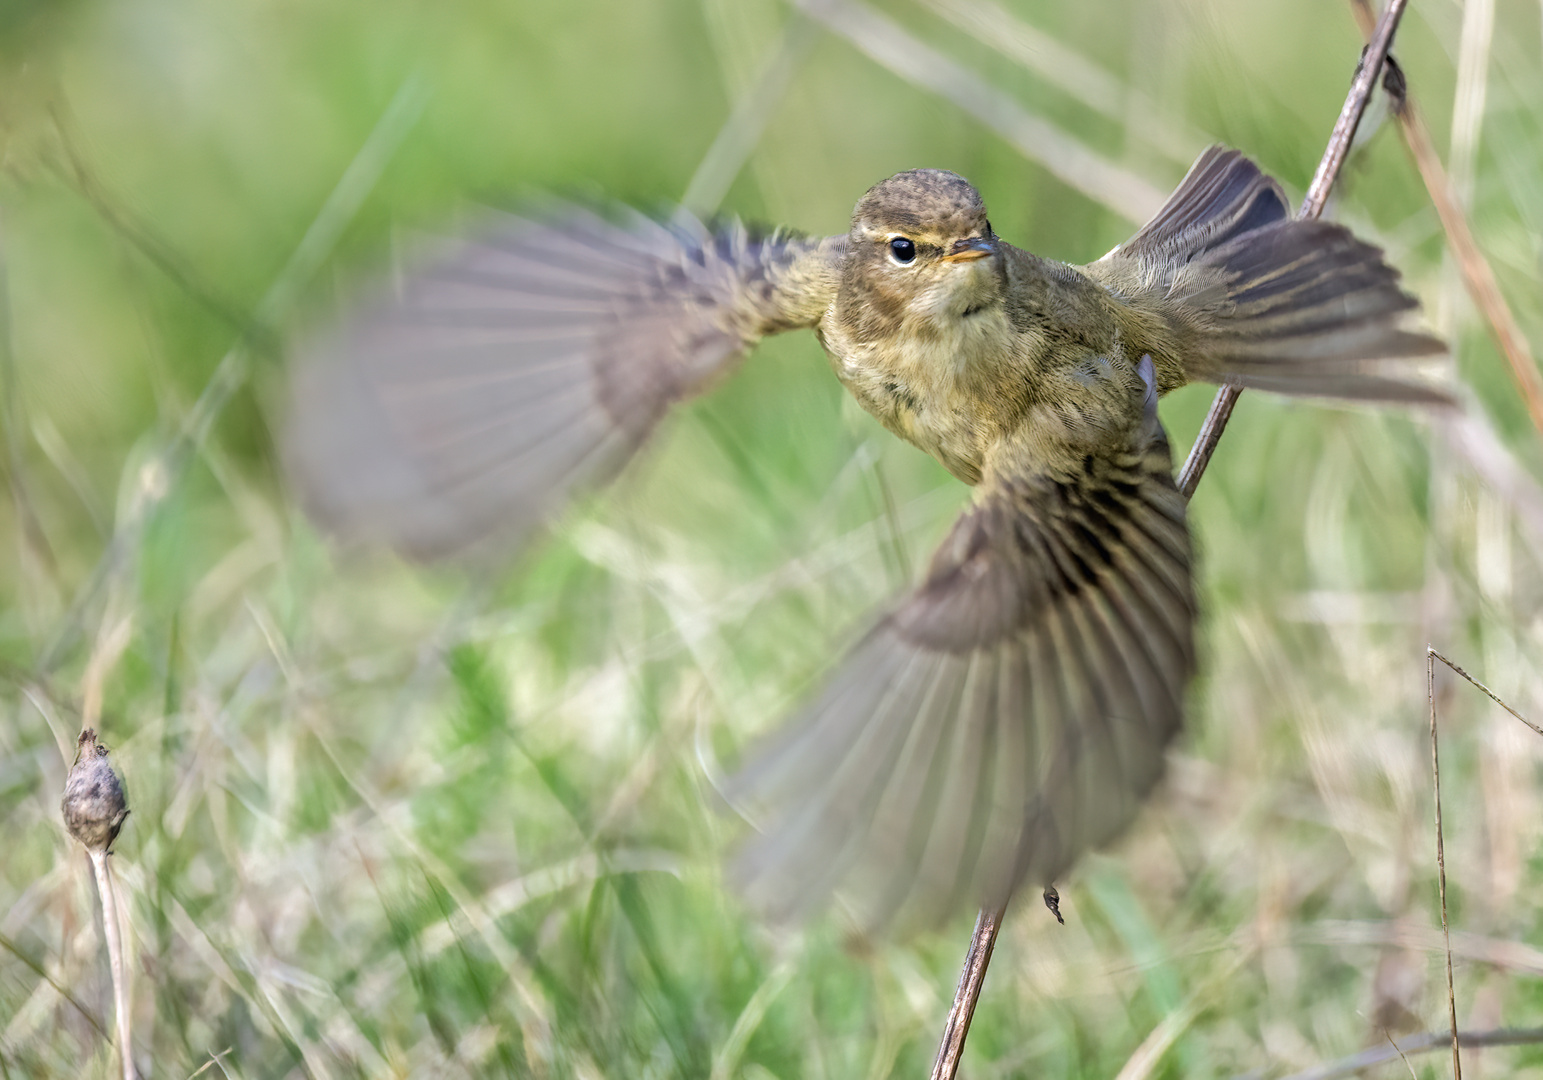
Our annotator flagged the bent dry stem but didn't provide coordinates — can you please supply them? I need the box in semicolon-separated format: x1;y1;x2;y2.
929;3;1413;1075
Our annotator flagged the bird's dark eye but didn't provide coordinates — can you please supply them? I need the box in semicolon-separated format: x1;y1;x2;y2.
888;237;917;264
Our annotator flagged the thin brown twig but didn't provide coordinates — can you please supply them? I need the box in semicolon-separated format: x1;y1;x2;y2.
929;902;1007;1080
1347;0;1543;437
1176;0;1411;498
1427;646;1463;1080
1384;1030;1419;1079
1430;646;1543;738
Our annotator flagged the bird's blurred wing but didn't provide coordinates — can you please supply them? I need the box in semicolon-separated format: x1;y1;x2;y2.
730;364;1196;933
286;209;838;558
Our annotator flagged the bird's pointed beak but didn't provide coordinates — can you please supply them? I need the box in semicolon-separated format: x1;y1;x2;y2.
941;237;995;262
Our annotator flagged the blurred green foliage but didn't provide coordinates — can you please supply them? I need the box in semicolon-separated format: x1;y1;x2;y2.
3;0;1543;1076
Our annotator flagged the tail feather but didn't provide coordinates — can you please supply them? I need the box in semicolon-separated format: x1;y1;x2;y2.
1100;146;1450;403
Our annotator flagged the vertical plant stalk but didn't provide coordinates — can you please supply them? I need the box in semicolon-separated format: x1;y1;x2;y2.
1426;647;1462;1080
89;849;136;1080
1176;0;1411;497
931;7;1414;1075
1346;0;1543;436
63;729;133;1080
929;902;1006;1080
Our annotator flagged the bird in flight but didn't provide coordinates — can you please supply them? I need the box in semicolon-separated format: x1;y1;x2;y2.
286;147;1446;933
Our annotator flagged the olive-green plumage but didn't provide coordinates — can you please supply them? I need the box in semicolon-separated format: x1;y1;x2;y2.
288;147;1446;931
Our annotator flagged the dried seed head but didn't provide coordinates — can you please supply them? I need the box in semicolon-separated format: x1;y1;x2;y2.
62;729;129;852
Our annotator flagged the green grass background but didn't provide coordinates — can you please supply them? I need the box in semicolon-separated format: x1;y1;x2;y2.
4;0;1543;1076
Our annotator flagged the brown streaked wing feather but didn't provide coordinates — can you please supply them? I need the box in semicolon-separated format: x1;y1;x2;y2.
286;209;839;559
729;400;1196;933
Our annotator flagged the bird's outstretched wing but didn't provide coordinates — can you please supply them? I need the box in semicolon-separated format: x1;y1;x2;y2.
1095;146;1448;403
729;359;1196;933
286;209;840;558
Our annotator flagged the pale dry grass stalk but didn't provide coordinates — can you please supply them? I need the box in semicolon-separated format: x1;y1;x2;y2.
1295;918;1543;975
1348;0;1543;436
1445;0;1492;214
911;0;1206;165
87;849;134;1080
75;603;136;1079
683;11;816;217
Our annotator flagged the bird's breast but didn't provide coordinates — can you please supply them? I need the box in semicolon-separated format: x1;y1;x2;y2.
819;306;1030;485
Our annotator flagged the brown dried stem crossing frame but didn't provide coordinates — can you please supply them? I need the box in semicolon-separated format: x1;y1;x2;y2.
928;2;1414;1075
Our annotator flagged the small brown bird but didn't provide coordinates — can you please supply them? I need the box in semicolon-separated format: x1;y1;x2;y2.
288;148;1445;931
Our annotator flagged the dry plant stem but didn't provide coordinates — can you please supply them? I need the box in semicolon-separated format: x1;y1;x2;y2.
1426;646;1462;1080
929;902;1007;1080
1177;385;1242;499
1175;0;1410;497
1429;646;1543;738
1254;1026;1543;1080
1347;0;1543;436
89;849;135;1080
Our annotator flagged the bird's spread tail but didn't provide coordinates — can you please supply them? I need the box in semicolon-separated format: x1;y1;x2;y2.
1103;146;1449;403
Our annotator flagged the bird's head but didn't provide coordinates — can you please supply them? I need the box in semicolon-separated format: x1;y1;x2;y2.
842;169;1004;331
